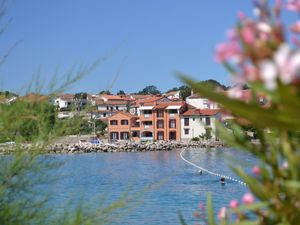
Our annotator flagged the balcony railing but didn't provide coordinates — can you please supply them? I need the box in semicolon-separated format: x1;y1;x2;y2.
144;114;151;118
141;137;154;141
169;114;176;118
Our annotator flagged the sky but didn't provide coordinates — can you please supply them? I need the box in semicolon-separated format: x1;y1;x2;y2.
0;0;254;94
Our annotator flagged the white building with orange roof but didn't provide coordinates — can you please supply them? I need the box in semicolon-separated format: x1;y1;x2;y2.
180;105;221;141
186;93;219;110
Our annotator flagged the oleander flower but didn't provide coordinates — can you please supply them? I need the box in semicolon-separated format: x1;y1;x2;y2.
215;41;242;63
252;165;261;175
218;207;227;220
229;200;239;209
290;21;300;33
227;85;243;99
286;0;300;12
260;44;300;89
242;193;255;205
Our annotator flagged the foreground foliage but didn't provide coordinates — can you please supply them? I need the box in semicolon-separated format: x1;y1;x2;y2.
181;0;300;224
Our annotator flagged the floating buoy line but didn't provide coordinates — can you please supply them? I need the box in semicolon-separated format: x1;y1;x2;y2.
180;148;247;186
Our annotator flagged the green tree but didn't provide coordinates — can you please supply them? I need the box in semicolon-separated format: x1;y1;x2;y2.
179;85;191;100
137;85;160;95
117;90;126;95
99;90;111;95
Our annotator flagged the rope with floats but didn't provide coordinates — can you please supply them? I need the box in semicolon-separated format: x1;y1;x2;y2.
180;148;247;186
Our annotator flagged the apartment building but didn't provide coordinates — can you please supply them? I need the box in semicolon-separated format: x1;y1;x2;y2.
108;101;186;142
108;112;140;142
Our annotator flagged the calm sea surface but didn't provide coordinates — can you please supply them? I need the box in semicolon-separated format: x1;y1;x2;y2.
49;148;256;224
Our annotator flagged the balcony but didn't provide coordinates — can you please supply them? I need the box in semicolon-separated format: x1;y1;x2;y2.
141;137;154;141
169;113;176;118
144;114;151;118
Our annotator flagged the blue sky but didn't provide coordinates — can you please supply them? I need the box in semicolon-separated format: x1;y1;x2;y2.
0;0;253;94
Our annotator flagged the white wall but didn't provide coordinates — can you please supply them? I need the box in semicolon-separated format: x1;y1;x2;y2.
186;97;219;109
97;105;127;111
180;116;218;141
54;98;72;110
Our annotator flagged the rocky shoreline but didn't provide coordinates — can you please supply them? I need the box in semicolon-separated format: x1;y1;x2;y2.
0;140;227;154
47;140;227;153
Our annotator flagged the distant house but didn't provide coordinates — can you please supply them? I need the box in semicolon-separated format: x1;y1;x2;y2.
53;94;74;111
92;95;130;120
164;90;180;100
180;105;221;141
186;94;219;110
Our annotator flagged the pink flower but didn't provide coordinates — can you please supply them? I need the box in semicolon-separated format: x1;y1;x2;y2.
290;21;300;33
286;0;300;12
242;193;255;205
227;85;243;99
237;11;246;21
259;43;300;89
252;165;261;175
282;161;289;169
229;200;239;209
198;203;205;211
218;207;227;220
226;29;238;41
243;64;258;81
215;41;242;63
241;26;255;44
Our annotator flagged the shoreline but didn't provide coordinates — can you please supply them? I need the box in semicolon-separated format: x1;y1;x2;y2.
0;140;227;154
46;140;227;154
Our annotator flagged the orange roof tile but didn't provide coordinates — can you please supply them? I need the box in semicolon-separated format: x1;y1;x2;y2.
182;108;220;116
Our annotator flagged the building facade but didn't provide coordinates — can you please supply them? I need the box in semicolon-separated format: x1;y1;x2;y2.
180;107;220;141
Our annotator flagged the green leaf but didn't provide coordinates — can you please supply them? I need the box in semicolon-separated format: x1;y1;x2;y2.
285;181;300;189
178;211;189;225
207;193;216;225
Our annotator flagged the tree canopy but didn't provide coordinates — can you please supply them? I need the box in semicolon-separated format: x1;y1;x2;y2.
137;85;160;95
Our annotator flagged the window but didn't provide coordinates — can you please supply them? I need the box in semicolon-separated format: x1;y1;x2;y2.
120;132;129;140
110;132;118;140
132;131;139;137
184;129;189;135
157;132;164;140
169;119;176;128
110;107;113;110
106;106;109;110
169;109;177;114
116;106;119;110
184;118;189;126
103;113;107;117
110;120;118;125
193;117;195;121
205;117;211;126
121;120;128;125
157;110;164;118
157;120;164;128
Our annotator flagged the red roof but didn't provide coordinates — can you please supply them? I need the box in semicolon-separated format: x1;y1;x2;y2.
182;108;220;116
153;101;185;110
100;94;123;100
107;111;136;119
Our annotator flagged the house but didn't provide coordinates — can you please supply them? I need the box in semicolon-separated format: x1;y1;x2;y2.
53;94;74;111
92;96;130;120
186;94;219;110
130;96;171;116
108;112;140;142
164;90;180;100
180;106;221;141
